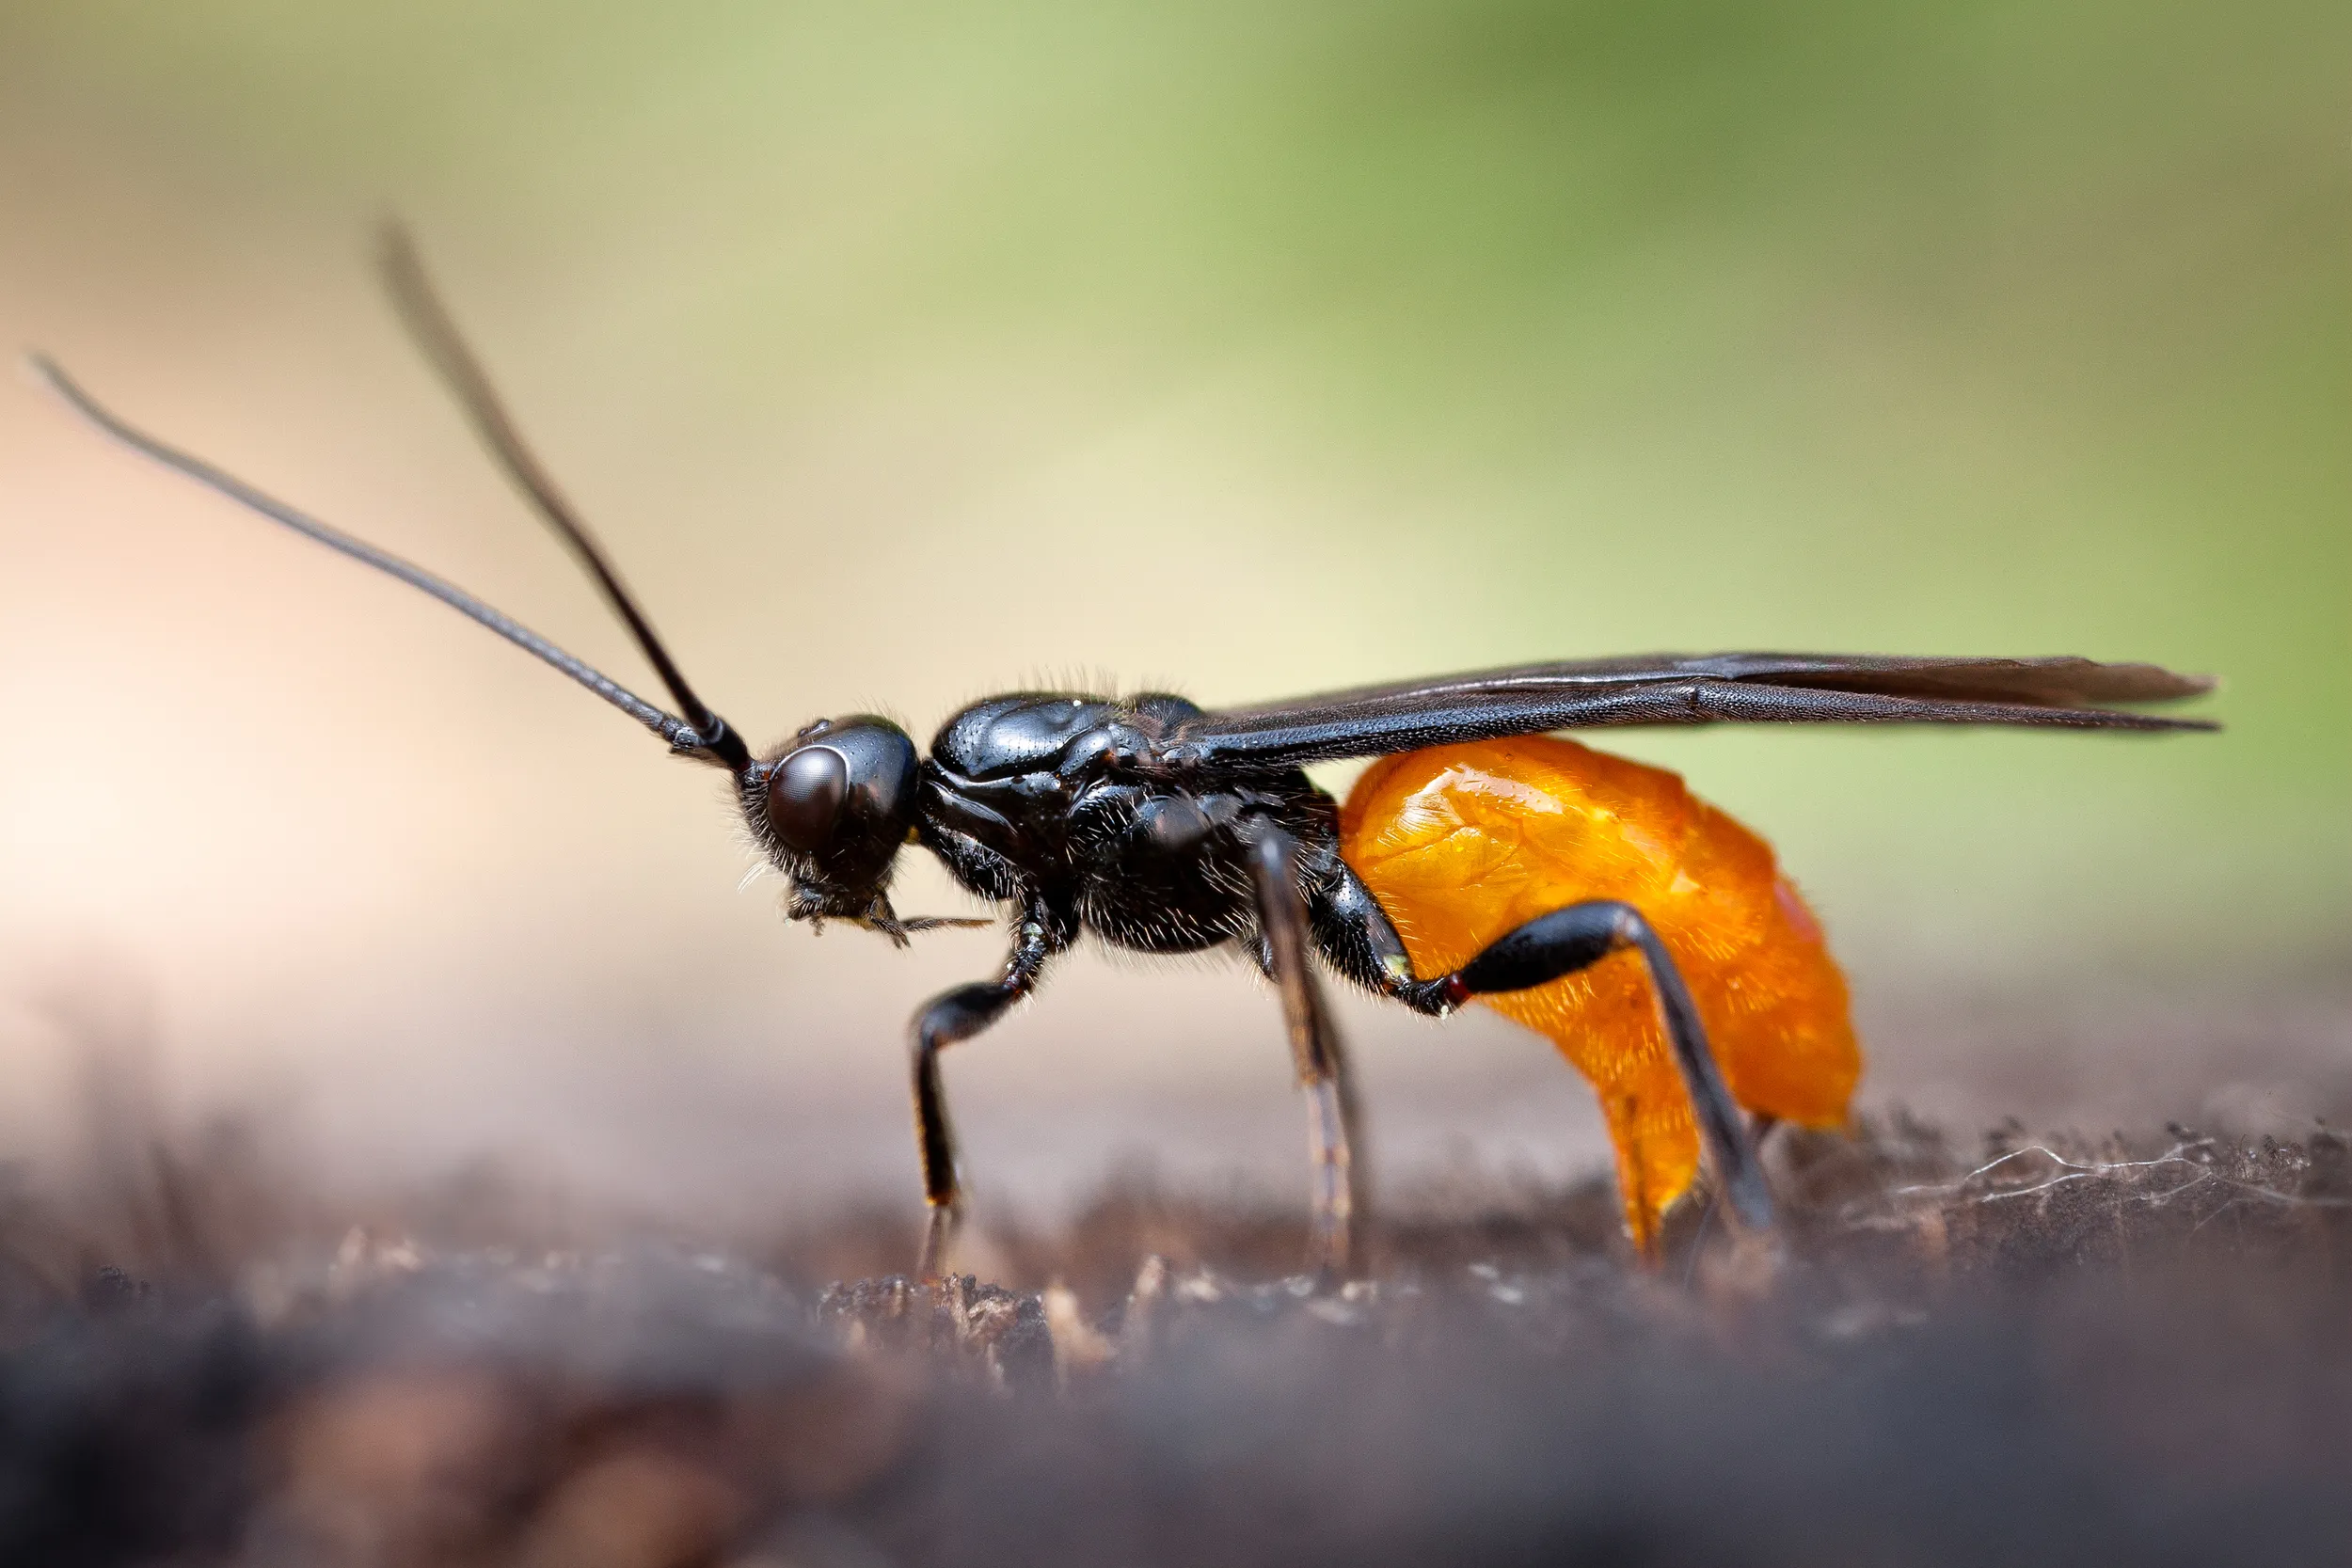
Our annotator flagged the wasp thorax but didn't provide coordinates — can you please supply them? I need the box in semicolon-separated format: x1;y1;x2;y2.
753;715;920;919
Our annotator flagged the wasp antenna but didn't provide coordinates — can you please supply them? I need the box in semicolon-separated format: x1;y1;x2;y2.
27;349;726;764
375;222;751;773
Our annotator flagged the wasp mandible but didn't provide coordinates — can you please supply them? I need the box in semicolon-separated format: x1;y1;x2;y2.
33;232;2216;1275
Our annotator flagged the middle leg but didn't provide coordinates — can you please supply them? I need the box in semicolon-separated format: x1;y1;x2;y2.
1241;821;1363;1281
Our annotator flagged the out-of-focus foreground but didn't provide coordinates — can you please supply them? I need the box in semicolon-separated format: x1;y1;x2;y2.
4;1094;2349;1566
1;1;2344;1224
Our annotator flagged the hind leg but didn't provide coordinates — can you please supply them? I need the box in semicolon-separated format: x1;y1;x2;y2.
1311;867;1771;1238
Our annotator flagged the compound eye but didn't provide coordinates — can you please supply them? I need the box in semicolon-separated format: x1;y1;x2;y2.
768;745;850;853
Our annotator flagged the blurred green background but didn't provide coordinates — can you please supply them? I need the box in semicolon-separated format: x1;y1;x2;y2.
0;2;2344;1219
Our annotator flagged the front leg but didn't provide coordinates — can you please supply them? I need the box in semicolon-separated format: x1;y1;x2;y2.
909;904;1058;1278
1241;821;1363;1282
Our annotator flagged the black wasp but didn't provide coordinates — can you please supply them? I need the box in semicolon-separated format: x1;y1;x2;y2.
33;232;2216;1277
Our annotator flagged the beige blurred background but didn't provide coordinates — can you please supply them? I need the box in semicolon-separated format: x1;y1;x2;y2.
1;3;2344;1231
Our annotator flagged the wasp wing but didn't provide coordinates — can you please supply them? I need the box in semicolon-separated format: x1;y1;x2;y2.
1166;653;2217;767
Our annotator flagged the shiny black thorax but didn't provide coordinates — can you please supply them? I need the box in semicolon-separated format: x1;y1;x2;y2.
916;693;1343;956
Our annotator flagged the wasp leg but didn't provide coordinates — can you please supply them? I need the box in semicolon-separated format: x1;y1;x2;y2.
1309;868;1772;1234
1241;823;1364;1283
907;911;1057;1280
1454;902;1770;1231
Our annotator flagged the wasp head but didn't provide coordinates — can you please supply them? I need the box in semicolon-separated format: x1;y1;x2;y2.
745;715;922;939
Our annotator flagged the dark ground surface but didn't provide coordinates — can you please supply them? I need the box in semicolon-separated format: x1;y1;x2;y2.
3;1113;2349;1568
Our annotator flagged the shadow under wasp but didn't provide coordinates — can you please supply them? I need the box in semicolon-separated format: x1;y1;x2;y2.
32;230;2217;1278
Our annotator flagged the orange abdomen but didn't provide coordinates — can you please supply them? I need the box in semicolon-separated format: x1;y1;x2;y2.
1339;736;1859;1247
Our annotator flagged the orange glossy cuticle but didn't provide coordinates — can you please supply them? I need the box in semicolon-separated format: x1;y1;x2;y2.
1340;736;1860;1250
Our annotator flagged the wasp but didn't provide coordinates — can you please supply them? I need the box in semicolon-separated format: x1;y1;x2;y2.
33;232;2216;1276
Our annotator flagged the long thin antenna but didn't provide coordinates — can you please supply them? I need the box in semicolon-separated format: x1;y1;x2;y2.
376;224;750;772
27;352;727;764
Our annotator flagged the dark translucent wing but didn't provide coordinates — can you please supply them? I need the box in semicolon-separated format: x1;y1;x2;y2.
1166;654;2217;767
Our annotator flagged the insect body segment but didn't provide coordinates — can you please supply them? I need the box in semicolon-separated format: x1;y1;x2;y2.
1342;737;1858;1247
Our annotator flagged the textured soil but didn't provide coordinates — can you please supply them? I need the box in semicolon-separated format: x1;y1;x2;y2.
4;1114;2349;1567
